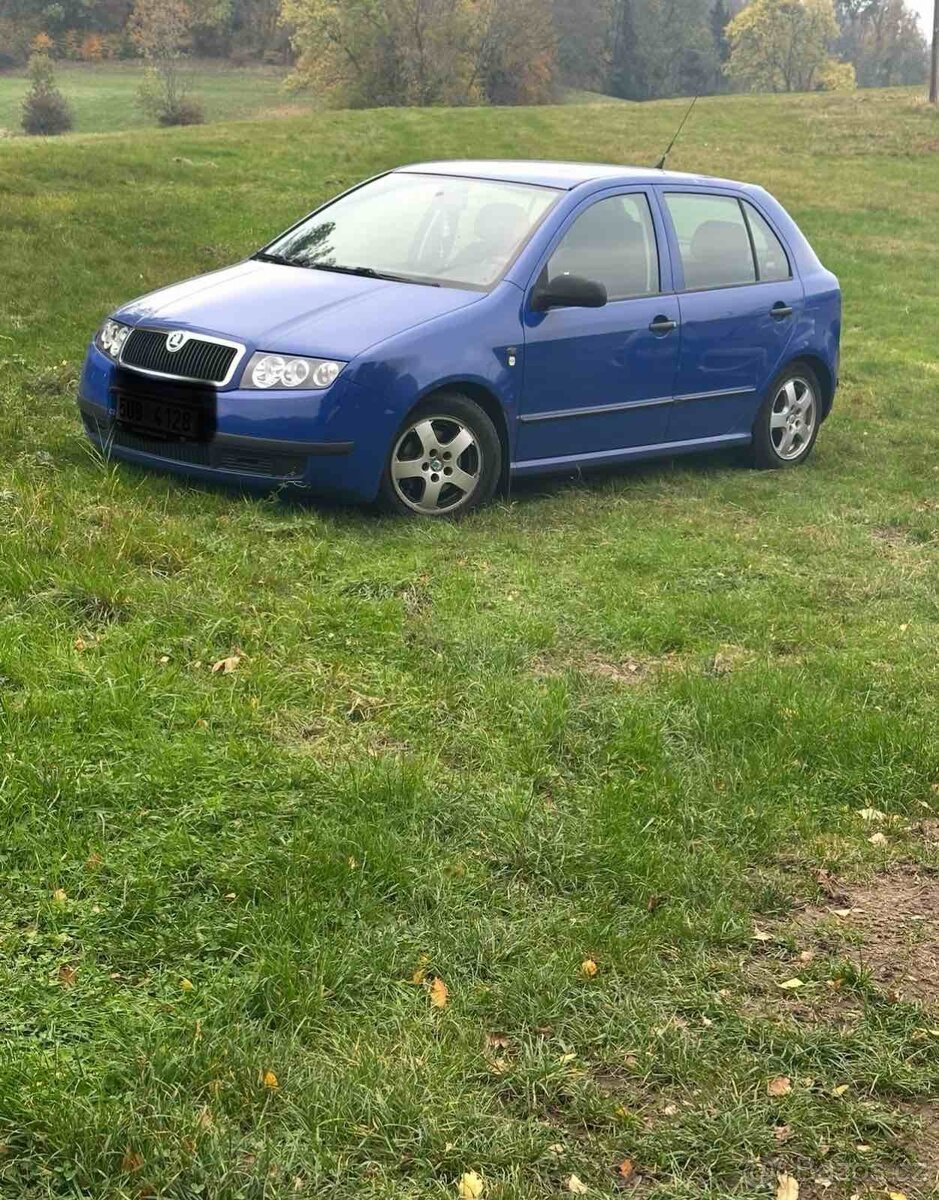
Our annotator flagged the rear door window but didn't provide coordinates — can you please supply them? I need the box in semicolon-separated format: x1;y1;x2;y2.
665;193;756;290
741;201;791;282
547;194;660;301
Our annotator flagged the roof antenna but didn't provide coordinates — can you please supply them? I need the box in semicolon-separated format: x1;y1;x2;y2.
654;94;699;170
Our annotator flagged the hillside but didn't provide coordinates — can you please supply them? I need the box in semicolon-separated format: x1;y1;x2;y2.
1;88;939;1199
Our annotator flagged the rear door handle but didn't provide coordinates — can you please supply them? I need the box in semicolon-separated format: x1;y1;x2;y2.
770;302;793;320
649;316;678;334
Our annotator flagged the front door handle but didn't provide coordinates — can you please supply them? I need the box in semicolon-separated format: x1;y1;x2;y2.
770;302;793;320
649;316;678;334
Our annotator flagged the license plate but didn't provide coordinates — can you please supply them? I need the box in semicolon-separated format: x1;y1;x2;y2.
116;393;202;439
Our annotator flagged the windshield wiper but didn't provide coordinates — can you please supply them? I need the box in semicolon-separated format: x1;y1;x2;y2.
310;263;440;287
253;251;306;268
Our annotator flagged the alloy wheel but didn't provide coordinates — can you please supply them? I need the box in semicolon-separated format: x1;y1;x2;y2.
769;376;817;461
390;415;482;515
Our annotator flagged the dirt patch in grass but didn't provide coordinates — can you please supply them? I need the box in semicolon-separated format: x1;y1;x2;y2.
791;868;939;1007
531;651;681;685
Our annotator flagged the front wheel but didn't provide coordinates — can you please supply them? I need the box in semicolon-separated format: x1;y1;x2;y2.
379;393;502;517
750;363;821;469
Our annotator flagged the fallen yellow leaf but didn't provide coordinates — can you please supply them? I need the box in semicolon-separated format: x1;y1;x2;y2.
832;1083;849;1097
753;926;774;942
581;958;598;978
262;1070;279;1089
211;654;242;675
778;978;805;990
121;1150;144;1173
52;888;67;903
428;976;449;1008
457;1170;484;1198
887;1191;909;1200
776;1172;799;1200
410;954;430;985
767;1076;792;1097
857;807;887;822
180;978;194;992
566;1175;589;1195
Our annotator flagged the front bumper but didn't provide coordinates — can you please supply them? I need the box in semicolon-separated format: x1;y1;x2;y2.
79;398;352;490
77;344;388;501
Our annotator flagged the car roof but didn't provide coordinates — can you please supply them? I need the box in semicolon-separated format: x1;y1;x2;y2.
397;159;747;192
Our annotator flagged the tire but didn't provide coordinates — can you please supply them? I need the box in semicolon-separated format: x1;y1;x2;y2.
750;361;822;470
379;392;502;517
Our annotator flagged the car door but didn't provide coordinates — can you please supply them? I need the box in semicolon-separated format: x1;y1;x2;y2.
658;189;805;444
515;189;680;467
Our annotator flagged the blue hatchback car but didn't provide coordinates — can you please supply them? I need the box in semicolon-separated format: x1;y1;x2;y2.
79;160;840;516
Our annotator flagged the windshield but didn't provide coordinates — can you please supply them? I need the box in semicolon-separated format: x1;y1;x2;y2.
261;172;561;290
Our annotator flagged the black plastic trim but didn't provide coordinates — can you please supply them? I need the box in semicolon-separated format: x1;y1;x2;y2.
78;399;353;456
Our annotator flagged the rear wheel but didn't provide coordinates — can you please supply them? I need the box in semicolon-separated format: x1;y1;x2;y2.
751;362;821;469
380;393;502;517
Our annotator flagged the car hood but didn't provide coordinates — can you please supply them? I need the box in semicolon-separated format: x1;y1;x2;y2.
115;260;484;360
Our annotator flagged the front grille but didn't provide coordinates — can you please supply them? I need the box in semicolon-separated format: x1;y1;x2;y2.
121;328;240;384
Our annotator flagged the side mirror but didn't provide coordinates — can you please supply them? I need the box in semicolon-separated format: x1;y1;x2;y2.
531;274;607;312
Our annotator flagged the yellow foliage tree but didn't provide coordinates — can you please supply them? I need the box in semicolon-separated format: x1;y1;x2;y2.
282;0;558;107
725;0;855;92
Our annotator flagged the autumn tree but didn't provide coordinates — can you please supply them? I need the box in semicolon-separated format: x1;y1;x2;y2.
835;0;926;85
129;0;204;123
725;0;855;91
282;0;558;106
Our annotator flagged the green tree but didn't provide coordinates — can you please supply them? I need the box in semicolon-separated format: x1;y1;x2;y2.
21;49;73;134
609;0;721;99
725;0;854;91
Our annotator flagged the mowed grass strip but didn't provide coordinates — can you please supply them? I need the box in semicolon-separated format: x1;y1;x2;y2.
0;87;938;1198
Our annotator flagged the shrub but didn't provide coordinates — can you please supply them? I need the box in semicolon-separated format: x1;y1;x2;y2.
815;58;857;90
158;96;205;126
136;65;204;126
21;52;73;136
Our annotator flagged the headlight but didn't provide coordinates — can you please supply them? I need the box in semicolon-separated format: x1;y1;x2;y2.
242;352;345;390
95;319;131;359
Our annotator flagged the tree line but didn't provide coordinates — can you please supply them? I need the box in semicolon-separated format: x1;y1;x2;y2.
4;0;929;111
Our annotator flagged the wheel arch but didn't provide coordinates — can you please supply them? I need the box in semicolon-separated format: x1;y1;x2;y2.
782;352;835;420
415;380;511;491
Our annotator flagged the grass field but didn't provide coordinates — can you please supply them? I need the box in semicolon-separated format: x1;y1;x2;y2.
1;86;939;1199
0;62;609;137
0;60;314;134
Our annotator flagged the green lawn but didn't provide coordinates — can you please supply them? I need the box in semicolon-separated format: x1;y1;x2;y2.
0;60;314;134
1;88;939;1199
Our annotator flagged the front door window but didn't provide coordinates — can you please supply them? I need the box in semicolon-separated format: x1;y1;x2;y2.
545;194;660;301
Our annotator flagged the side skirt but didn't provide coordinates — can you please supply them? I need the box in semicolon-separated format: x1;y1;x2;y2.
510;432;751;476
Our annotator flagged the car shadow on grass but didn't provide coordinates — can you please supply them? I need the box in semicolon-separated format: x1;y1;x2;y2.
69;432;749;523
